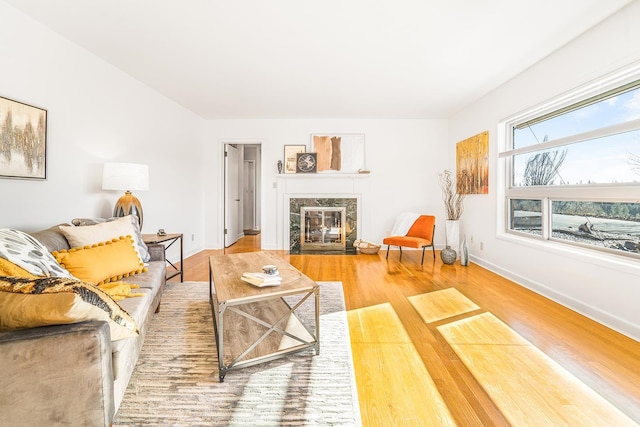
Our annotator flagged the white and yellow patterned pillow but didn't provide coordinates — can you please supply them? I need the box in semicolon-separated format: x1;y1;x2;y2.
0;276;139;341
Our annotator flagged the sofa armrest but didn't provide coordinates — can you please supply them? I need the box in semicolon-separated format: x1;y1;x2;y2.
0;321;114;427
147;243;166;263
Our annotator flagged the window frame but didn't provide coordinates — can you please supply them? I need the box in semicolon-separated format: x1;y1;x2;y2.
498;63;640;261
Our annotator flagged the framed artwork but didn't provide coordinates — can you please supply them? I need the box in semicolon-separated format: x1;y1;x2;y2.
284;144;306;174
0;96;47;180
296;152;317;173
311;134;365;173
456;130;489;194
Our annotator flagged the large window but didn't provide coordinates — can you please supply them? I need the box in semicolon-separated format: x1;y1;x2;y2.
501;70;640;259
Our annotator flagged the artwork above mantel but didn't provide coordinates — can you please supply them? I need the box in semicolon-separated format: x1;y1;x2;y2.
311;133;366;174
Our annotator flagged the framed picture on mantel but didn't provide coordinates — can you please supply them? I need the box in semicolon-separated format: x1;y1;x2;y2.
284;145;306;174
311;133;365;174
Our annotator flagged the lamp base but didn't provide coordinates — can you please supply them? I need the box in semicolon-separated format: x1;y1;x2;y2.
113;191;143;228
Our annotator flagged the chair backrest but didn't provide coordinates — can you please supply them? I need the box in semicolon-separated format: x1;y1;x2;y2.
406;215;436;240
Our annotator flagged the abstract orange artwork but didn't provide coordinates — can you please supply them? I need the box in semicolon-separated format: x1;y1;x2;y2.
311;134;365;173
456;131;489;194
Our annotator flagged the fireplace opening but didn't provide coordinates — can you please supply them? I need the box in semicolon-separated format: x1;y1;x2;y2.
288;197;357;254
301;207;346;251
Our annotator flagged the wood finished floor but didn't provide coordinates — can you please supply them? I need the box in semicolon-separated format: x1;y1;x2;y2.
172;234;640;426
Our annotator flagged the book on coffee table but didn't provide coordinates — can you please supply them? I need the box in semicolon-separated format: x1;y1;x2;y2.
241;272;283;287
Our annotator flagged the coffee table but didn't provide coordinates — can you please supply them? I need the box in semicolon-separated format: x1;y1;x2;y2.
208;252;320;381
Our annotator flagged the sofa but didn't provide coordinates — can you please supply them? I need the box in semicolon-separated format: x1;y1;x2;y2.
0;217;167;427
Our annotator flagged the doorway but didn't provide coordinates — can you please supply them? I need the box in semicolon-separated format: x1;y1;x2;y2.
224;143;262;248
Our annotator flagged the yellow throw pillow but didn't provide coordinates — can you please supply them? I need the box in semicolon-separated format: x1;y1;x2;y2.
0;258;38;278
0;276;138;341
53;236;147;285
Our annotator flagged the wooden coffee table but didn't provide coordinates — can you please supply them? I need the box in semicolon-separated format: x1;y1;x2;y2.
208;251;320;381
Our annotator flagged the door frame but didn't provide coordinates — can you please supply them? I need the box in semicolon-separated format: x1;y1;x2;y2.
222;141;262;249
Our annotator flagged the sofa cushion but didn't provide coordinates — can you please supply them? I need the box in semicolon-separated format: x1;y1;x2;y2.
123;261;165;290
27;224;72;253
53;236;146;285
69;215;150;262
0;276;138;341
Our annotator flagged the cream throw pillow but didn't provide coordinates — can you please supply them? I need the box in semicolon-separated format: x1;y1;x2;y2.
59;216;143;261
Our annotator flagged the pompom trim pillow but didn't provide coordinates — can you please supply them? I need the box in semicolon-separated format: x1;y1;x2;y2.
53;236;147;285
0;276;138;341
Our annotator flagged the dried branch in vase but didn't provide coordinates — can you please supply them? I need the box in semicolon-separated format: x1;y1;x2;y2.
438;169;465;220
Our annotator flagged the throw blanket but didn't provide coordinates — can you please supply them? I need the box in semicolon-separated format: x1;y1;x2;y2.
0;228;71;278
389;212;420;236
98;282;145;301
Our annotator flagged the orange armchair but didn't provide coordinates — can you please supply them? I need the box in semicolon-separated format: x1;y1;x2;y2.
383;215;436;265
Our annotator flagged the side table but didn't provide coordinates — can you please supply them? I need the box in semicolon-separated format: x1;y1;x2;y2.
142;233;183;282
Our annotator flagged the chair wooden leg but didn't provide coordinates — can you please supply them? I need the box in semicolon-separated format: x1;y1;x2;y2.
399;247;402;260
432;245;436;259
421;248;425;265
386;245;390;259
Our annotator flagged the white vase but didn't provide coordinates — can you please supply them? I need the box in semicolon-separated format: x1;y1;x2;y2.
460;235;469;266
445;220;460;257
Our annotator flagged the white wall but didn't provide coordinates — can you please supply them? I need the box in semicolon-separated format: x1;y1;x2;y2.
0;2;206;261
203;119;449;250
449;2;640;340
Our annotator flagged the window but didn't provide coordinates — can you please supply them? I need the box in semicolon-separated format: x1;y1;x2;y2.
501;68;640;259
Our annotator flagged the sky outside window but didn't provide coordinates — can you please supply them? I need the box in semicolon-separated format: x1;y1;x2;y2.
513;86;640;186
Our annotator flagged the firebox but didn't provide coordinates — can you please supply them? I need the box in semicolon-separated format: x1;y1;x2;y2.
301;207;346;251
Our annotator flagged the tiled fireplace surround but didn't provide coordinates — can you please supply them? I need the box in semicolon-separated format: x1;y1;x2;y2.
275;174;371;251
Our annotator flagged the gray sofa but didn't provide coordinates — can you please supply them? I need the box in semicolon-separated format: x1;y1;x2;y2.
0;225;167;427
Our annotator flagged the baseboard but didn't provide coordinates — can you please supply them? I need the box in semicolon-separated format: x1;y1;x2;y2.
470;255;640;342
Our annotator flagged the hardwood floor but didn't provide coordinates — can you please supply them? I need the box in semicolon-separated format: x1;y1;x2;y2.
172;234;640;426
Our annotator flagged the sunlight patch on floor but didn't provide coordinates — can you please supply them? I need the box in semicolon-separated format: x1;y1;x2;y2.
348;303;457;427
408;288;480;323
438;313;637;427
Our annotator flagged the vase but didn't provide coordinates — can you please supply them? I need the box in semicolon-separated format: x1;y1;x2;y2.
460;235;469;266
277;160;283;174
445;220;460;257
440;246;457;265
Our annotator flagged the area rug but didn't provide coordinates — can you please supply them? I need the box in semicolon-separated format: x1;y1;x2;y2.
112;281;361;427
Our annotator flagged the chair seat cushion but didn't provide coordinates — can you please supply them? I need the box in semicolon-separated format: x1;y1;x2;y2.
383;236;432;248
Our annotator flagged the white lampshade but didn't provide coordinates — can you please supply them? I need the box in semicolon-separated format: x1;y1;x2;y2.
102;162;149;228
102;162;149;191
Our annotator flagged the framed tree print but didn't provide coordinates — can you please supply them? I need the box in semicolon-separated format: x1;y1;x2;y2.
0;96;47;180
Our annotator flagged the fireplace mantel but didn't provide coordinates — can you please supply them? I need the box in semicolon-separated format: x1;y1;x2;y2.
275;174;371;250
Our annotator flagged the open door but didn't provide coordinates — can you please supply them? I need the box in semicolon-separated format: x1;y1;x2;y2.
224;144;241;247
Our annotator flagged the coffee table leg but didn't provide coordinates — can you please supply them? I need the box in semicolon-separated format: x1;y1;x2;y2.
314;286;320;355
218;302;227;382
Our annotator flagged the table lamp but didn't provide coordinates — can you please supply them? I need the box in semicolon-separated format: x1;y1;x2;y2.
102;162;149;228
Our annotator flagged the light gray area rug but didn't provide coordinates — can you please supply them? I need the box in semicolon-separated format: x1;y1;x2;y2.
113;281;361;426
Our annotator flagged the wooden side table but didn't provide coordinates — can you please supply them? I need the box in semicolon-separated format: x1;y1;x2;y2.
142;233;183;282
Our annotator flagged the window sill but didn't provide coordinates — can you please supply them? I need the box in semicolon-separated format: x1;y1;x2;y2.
497;231;640;276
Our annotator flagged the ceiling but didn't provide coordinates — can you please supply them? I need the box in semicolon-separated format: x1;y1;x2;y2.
4;0;633;119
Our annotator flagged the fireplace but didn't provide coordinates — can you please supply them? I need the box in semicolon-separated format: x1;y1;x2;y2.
275;173;370;251
289;197;357;253
301;207;346;251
